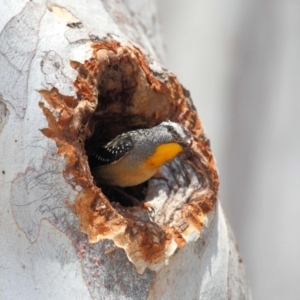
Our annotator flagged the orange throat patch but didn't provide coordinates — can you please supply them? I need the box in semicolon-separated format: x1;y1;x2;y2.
144;142;183;170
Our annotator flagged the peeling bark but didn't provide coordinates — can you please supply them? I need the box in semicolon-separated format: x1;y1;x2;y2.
0;1;251;299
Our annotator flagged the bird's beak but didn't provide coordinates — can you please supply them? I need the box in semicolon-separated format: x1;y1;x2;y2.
179;135;193;147
185;137;193;147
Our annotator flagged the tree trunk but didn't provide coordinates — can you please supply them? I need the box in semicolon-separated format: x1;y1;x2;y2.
0;1;251;299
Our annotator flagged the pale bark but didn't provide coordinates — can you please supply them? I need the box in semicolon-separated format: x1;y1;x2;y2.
0;1;251;299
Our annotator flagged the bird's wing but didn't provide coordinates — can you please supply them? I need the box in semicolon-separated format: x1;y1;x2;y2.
91;134;134;167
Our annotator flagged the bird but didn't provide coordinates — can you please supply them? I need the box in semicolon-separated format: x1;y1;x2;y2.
91;121;193;187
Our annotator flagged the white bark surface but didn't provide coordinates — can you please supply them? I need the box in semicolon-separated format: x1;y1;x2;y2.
0;1;251;299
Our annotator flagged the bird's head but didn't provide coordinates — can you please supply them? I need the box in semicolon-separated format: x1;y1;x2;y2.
159;121;193;147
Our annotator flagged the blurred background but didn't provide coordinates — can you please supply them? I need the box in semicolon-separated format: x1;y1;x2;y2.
158;1;300;299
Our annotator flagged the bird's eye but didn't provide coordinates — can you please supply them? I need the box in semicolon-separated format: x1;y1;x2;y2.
167;125;174;132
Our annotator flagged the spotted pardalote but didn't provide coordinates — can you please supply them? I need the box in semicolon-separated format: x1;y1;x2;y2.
91;121;193;187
